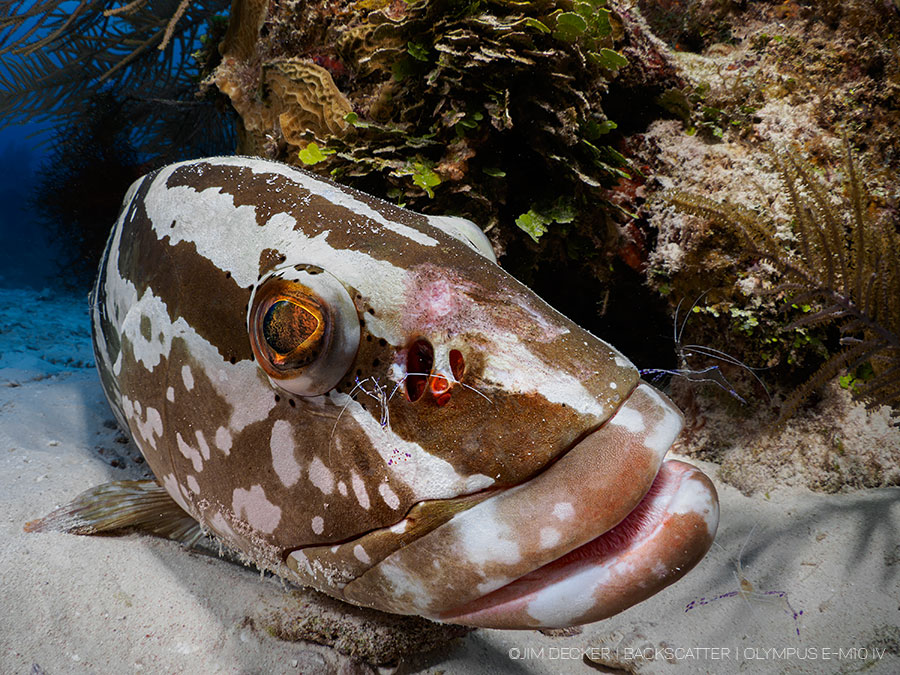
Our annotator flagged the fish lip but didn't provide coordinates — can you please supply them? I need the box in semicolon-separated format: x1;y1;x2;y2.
341;382;696;620
438;459;719;628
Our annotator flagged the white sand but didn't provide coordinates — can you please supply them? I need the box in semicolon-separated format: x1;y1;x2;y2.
1;286;898;674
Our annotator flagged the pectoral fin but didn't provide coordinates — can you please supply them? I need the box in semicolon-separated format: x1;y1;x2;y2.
25;480;203;546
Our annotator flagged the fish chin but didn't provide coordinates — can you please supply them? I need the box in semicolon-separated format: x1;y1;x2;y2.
341;383;720;628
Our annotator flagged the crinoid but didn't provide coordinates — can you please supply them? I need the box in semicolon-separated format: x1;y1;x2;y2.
666;141;900;426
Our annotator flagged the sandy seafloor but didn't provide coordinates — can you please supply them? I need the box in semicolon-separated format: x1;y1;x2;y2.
1;286;898;675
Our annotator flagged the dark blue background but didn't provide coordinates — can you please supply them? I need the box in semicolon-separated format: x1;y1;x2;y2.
0;121;56;288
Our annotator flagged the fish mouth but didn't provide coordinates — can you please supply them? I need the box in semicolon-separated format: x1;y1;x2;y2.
439;459;718;628
341;382;719;628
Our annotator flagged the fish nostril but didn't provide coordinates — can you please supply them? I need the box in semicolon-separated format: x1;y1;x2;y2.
449;349;465;381
405;338;434;402
430;375;453;406
431;376;451;394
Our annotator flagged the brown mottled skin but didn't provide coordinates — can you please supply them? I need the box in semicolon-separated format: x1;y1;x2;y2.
96;159;634;548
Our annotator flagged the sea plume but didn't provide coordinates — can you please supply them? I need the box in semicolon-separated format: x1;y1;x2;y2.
665;141;900;425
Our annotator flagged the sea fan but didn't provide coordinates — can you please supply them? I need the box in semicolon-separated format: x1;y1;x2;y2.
0;0;232;158
665;141;900;425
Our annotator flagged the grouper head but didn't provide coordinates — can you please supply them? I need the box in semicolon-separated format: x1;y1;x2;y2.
91;156;719;629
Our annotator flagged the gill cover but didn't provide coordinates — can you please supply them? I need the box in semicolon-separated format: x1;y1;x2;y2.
248;265;360;396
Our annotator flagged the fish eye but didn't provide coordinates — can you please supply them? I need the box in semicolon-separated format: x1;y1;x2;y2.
262;299;323;358
248;265;360;396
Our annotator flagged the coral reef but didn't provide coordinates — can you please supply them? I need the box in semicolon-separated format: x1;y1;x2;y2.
637;0;738;52
214;2;678;260
205;0;689;367
666;143;900;423
620;0;900;492
216;57;354;156
624;2;900;378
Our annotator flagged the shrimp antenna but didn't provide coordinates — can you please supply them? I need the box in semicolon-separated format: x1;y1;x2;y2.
642;293;771;404
330;376;392;439
331;372;493;440
682;344;772;403
389;372;493;404
675;290;712;347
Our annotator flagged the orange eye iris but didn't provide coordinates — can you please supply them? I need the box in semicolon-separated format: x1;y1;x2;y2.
262;299;322;357
248;266;360;397
250;278;330;378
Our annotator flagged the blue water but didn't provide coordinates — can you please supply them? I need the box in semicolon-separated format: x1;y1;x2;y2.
0;123;58;289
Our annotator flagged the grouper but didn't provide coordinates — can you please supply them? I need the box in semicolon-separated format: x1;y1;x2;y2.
31;156;718;629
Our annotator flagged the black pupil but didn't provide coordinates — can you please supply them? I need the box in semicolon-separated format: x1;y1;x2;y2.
263;300;319;355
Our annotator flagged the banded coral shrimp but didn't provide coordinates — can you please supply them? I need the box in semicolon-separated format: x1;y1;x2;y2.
640;293;772;405
685;523;805;638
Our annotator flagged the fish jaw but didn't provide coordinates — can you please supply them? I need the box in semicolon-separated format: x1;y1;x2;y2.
441;460;718;628
338;383;718;627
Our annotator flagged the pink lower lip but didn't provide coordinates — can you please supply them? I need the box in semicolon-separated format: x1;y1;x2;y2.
439;459;719;628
